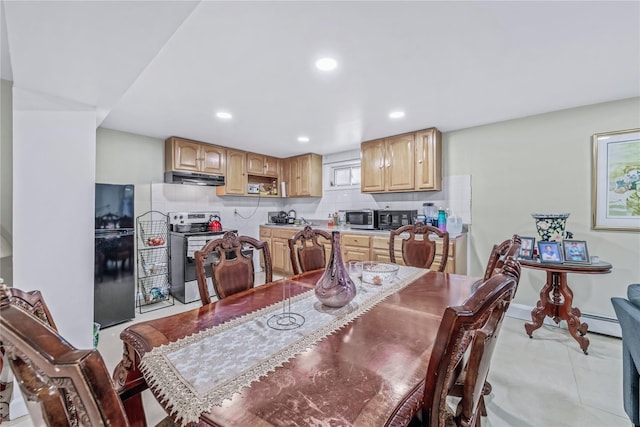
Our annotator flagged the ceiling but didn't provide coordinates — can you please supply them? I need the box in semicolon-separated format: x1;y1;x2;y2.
2;1;639;157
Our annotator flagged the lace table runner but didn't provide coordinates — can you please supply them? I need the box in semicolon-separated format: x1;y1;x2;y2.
140;265;428;425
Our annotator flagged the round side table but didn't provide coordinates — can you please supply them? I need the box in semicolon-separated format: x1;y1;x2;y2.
520;259;612;354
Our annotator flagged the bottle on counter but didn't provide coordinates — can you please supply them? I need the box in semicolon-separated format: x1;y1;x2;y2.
272;180;278;195
437;207;447;232
446;211;463;235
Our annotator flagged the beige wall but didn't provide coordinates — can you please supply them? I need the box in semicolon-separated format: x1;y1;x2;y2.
445;97;640;318
96;128;165;220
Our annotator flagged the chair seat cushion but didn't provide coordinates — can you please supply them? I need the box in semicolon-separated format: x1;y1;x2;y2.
628;283;640;308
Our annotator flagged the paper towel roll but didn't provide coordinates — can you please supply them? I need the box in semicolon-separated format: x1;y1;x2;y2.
281;181;287;198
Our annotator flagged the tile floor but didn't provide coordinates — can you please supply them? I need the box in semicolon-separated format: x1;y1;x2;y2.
4;300;630;427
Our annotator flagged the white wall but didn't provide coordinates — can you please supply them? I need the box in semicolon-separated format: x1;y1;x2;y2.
446;97;640;318
0;79;12;258
13;87;96;348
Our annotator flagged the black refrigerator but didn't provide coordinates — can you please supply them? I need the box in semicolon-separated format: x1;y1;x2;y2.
94;183;135;328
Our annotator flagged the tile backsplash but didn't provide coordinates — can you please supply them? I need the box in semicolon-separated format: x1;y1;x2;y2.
151;155;471;240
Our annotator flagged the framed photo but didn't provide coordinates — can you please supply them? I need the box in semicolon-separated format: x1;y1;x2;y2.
518;236;535;260
537;241;563;264
592;128;640;231
562;240;590;264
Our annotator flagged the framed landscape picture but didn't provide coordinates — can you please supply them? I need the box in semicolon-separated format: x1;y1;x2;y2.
592;128;640;231
562;240;590;264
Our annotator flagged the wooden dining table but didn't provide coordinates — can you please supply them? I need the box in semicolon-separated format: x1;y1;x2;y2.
113;268;478;427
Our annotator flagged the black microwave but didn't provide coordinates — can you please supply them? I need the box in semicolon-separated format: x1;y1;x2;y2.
345;210;377;229
376;210;418;230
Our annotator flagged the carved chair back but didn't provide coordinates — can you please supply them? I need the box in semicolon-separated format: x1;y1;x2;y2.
195;231;273;304
422;257;521;427
389;223;450;271
482;234;522;281
0;288;131;426
1;285;58;381
5;286;58;330
288;226;332;275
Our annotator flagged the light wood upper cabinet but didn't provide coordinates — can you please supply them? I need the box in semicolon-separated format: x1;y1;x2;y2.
200;144;226;175
165;137;225;175
285;153;322;197
167;136;321;198
247;153;279;177
361;128;441;193
361;139;386;192
386;133;415;191
217;149;246;195
361;133;414;192
415;128;442;191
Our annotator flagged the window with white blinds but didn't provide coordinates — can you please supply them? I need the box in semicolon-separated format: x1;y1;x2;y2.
327;160;361;190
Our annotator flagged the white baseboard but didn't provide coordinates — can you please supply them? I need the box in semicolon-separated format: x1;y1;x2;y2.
507;303;621;338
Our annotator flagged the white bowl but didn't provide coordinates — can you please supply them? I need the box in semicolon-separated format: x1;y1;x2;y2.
361;262;399;285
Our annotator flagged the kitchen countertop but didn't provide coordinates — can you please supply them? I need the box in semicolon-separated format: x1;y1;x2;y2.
261;223;467;238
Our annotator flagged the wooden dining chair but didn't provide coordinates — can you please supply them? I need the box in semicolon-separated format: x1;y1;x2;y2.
195;231;273;304
419;256;521;427
288;225;332;275
390;223;450;271
0;284;58;421
0;285;175;427
482;234;522;281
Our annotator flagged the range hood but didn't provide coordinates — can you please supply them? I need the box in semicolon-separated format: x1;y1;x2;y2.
164;171;225;186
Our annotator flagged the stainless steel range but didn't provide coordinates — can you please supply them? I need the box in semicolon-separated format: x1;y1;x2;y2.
168;211;236;303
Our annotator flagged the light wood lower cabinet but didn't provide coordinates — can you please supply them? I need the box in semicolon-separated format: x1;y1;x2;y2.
260;227;467;275
340;233;371;262
371;233;467;274
270;229;294;274
261;227;332;275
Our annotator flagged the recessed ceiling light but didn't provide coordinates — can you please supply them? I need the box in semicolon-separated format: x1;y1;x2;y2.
389;111;405;119
315;57;338;71
216;111;233;120
297;136;310;143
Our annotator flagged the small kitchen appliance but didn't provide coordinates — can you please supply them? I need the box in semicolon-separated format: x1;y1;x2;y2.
208;214;222;231
345;209;376;229
288;209;297;224
267;211;290;225
423;203;438;227
376;210;418;230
